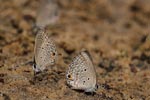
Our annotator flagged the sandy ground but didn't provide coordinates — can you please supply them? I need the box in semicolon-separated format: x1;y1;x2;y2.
0;0;150;100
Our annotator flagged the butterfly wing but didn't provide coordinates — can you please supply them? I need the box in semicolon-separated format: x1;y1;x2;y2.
34;30;57;72
80;51;97;92
34;29;45;64
66;51;97;92
36;0;59;28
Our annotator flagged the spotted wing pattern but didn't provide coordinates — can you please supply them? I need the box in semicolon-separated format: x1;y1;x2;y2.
66;51;97;92
34;29;57;72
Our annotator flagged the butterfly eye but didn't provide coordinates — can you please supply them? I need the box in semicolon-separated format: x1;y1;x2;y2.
95;84;99;90
33;64;36;69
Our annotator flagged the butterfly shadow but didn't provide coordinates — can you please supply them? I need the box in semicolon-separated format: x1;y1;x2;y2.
66;83;97;96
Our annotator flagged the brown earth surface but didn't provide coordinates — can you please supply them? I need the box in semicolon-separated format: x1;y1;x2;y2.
0;0;150;100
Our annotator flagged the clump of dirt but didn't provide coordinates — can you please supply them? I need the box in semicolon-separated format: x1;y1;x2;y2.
0;0;150;100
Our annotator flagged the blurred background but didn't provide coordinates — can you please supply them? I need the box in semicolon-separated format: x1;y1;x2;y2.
0;0;150;100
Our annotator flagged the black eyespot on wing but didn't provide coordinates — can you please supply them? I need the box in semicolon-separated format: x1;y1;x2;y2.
67;74;71;78
83;81;85;85
87;78;90;80
84;69;86;71
52;52;55;56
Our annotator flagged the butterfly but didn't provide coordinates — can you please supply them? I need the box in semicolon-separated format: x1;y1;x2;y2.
33;29;57;74
66;50;98;93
